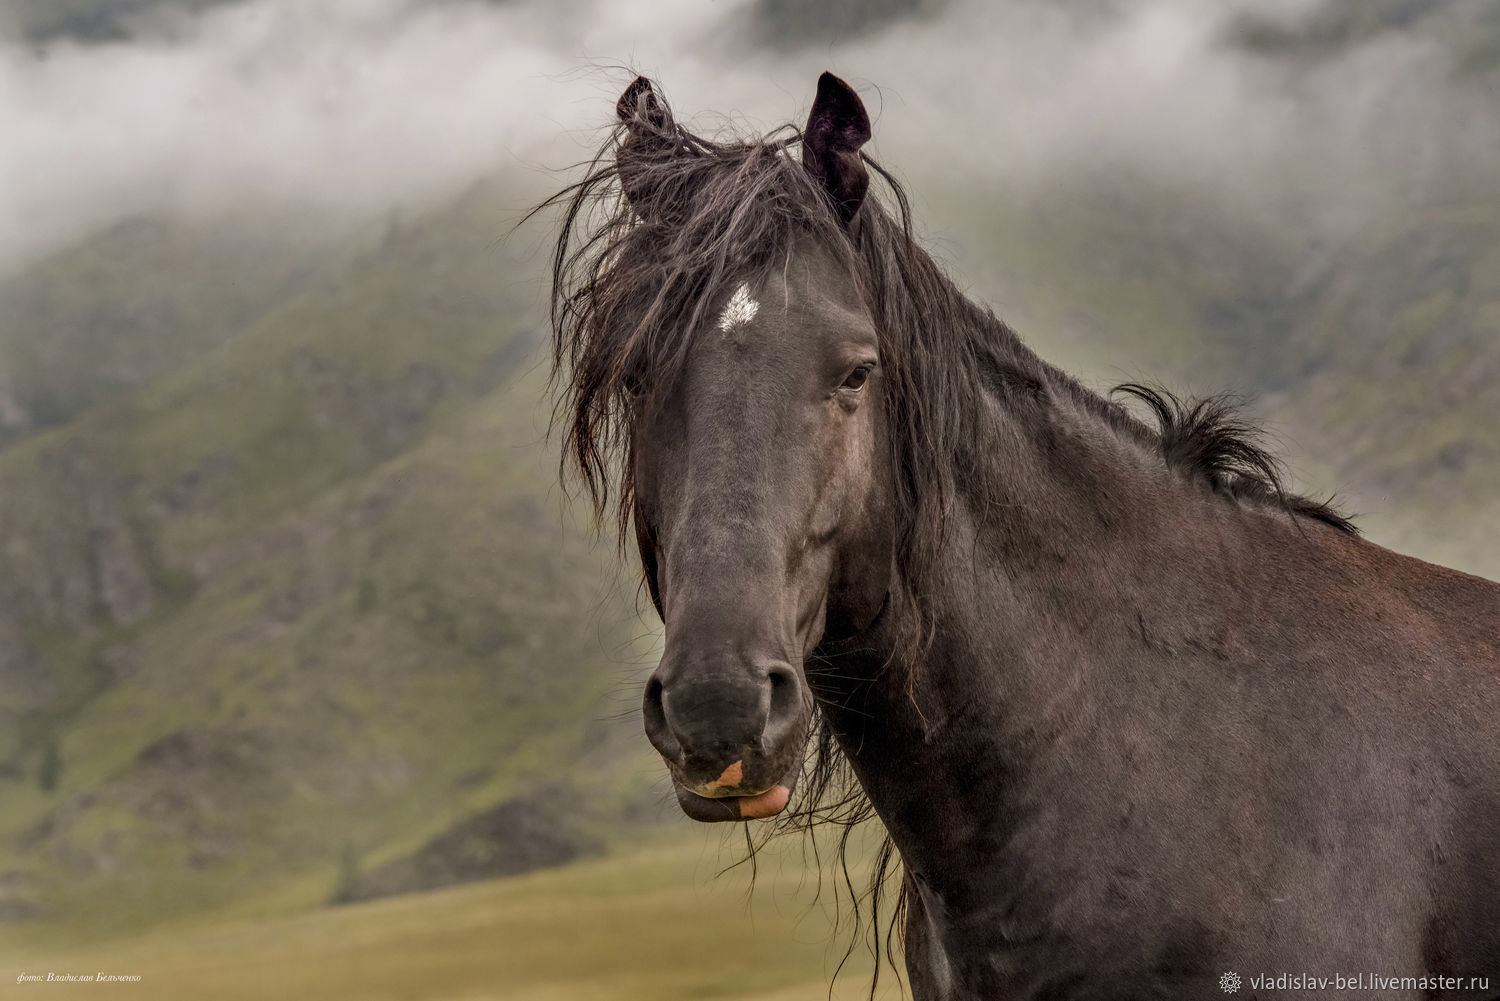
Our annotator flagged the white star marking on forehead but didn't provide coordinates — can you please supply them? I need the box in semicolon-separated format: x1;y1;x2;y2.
717;283;759;333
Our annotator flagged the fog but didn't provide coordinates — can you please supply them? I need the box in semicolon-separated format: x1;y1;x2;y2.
1;0;1493;274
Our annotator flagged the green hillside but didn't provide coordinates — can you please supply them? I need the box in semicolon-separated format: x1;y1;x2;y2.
931;159;1500;577
0;213;340;446
0;176;665;941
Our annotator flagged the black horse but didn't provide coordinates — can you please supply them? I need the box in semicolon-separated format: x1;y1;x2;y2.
541;72;1500;999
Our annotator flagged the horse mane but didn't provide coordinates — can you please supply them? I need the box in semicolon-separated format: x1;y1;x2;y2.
1111;383;1356;532
534;77;1355;994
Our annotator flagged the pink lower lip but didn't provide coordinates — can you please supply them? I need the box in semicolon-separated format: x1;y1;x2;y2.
673;777;797;823
734;784;791;819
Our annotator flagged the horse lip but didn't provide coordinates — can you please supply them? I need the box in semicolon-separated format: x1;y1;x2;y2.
672;767;800;824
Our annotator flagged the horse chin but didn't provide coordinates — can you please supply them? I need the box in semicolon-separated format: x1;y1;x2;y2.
672;770;799;824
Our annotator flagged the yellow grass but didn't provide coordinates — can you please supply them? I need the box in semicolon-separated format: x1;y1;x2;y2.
0;832;904;1001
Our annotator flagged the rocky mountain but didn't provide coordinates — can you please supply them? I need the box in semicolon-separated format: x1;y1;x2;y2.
0;176;662;939
0;214;340;446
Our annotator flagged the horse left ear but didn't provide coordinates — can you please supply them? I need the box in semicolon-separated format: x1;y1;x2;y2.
615;76;678;218
802;72;871;225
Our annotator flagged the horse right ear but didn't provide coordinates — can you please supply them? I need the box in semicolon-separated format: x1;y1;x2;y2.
802;72;871;225
615;76;676;217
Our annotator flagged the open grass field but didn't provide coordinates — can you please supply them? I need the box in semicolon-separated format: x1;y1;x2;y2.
0;831;903;1001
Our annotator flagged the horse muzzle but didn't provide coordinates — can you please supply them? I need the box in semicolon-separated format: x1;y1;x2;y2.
643;661;810;823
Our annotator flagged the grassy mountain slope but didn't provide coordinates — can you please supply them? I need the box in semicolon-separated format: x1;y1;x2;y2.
926;157;1500;577
0;177;664;940
1269;193;1500;565
0;213;340;446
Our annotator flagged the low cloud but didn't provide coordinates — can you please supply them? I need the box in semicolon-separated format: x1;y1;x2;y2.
0;0;757;271
1;0;1493;273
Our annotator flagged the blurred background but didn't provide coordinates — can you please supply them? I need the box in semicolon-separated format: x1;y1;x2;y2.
0;0;1496;997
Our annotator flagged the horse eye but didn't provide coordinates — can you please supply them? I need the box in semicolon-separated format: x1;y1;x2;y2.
841;365;872;392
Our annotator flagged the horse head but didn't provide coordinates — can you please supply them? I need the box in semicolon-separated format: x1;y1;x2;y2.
613;74;893;822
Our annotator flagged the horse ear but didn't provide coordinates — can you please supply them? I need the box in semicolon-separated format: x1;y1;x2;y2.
802;72;871;224
616;75;669;132
615;76;676;217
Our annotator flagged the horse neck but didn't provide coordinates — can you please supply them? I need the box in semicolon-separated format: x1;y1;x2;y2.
821;360;1275;912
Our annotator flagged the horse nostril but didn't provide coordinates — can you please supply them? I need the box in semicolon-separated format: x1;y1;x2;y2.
643;674;682;763
764;663;803;742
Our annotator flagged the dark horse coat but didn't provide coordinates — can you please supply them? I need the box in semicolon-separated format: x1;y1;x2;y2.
541;72;1500;1000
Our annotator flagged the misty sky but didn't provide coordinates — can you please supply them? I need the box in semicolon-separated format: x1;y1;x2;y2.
1;0;1493;275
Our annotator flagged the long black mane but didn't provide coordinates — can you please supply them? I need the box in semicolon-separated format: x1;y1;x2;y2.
535;80;1355;988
